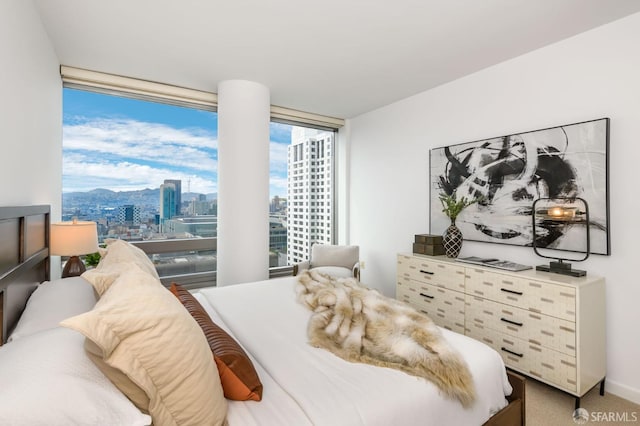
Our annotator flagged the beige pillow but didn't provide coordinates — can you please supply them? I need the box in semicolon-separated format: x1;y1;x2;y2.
61;269;227;426
310;244;359;269
84;339;150;412
82;239;159;295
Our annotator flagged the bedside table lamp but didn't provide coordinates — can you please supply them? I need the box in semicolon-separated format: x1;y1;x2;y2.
532;197;590;277
50;218;99;278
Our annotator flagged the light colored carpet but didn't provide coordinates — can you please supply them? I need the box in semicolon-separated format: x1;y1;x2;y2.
526;378;639;426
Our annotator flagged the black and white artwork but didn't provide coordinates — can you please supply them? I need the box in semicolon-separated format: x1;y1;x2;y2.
429;118;610;255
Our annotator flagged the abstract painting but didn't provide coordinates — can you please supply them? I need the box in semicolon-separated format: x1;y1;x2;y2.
429;118;610;255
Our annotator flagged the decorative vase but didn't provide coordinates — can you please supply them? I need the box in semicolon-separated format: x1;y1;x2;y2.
443;221;463;258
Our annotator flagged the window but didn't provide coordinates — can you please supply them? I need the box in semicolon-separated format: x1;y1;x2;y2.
269;123;336;269
61;67;343;282
62;88;218;286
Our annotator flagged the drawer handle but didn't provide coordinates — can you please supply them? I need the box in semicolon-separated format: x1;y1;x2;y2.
500;318;523;327
419;269;435;275
501;347;523;358
419;292;434;299
500;288;523;296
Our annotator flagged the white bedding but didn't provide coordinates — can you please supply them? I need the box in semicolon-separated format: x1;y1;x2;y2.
195;276;512;426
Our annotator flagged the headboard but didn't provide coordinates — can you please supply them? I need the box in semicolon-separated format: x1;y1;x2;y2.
0;205;50;344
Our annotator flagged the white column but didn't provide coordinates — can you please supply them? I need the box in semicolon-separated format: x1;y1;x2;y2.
217;80;270;285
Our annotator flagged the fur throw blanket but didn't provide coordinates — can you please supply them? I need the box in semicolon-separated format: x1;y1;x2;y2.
296;270;476;406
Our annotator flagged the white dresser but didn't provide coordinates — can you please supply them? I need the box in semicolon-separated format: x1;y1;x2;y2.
397;253;606;403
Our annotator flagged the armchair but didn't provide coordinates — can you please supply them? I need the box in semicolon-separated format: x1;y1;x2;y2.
293;244;360;280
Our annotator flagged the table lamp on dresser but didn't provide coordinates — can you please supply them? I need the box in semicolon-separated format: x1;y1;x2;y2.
50;218;99;278
532;197;590;277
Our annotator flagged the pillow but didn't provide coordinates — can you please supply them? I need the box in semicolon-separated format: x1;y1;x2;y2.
310;266;354;278
0;327;151;426
61;269;227;426
82;239;159;295
8;276;97;342
169;283;263;401
310;244;359;269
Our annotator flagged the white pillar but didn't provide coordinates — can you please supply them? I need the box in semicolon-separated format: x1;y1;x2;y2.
217;80;270;285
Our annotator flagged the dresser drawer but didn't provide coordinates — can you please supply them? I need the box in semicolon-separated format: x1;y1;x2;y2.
465;269;576;321
517;277;577;321
397;277;465;334
465;295;576;356
466;322;577;393
397;255;465;292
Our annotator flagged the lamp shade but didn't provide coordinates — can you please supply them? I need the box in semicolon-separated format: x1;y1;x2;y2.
50;219;99;256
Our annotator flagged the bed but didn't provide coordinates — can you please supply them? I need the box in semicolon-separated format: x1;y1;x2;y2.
0;205;525;426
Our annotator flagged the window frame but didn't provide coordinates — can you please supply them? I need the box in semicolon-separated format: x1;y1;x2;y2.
61;66;344;284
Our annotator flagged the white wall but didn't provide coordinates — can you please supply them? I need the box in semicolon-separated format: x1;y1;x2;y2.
348;13;640;403
0;1;61;216
1;0;61;276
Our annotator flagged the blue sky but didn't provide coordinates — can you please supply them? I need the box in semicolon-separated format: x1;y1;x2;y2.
63;88;291;198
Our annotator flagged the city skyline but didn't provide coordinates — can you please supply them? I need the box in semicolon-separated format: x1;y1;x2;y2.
63;88;292;198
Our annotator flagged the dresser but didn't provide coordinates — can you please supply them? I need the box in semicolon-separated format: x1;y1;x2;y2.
396;253;606;405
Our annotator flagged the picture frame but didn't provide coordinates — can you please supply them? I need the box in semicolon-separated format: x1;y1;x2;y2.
429;118;610;255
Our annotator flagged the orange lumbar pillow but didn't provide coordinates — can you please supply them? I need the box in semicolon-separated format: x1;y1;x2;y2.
169;283;263;401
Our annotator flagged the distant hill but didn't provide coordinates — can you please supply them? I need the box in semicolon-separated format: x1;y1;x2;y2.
63;188;159;207
63;188;217;208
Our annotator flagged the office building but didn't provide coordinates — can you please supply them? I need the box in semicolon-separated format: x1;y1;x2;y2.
286;127;333;265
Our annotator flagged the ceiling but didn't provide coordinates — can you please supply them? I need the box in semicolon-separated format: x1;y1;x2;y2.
34;0;640;119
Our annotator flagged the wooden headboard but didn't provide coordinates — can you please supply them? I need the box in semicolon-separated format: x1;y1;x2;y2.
0;205;50;344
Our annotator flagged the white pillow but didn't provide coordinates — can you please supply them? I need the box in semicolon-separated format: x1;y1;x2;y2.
0;327;151;426
8;276;97;342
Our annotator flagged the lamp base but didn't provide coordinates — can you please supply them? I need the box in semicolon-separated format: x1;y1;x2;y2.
62;255;87;278
536;262;587;277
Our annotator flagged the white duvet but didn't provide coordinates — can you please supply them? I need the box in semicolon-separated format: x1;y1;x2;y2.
195;276;512;426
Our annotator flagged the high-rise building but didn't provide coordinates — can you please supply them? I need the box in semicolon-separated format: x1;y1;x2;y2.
163;179;182;216
286;127;333;265
270;195;287;214
189;198;217;216
117;204;141;225
160;182;176;232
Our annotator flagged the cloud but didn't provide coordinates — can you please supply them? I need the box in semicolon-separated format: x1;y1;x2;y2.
270;140;289;175
64;118;217;172
63;155;217;194
63;115;296;197
63;117;218;193
270;122;292;144
269;174;288;198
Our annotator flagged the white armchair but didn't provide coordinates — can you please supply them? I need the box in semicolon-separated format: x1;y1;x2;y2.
293;244;360;280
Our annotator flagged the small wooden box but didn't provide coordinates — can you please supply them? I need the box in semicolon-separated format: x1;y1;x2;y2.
413;242;445;256
415;234;443;245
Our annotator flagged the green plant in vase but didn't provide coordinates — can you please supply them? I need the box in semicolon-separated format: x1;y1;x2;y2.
83;251;101;268
83;243;106;268
439;192;479;224
438;191;480;258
